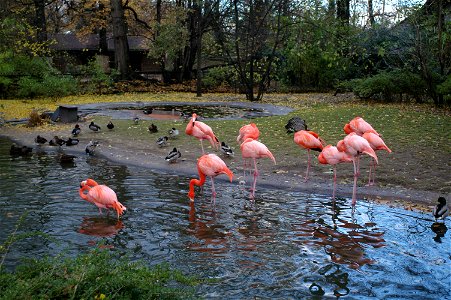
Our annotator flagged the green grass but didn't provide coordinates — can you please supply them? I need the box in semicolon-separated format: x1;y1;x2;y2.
0;249;200;300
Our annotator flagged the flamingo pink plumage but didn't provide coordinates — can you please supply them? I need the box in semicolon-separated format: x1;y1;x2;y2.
236;123;261;181
188;153;233;203
236;123;260;144
79;178;126;219
362;132;392;185
185;113;220;153
240;138;276;198
337;133;378;205
318;145;353;199
344;117;379;136
293;130;326;181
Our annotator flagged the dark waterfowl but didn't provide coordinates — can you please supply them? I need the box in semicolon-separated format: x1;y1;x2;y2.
220;141;234;157
133;116;139;125
107;121;114;130
165;147;181;163
49;136;66;146
156;136;169;147
72;124;81;136
85;140;99;155
35;135;48;145
285;116;308;133
143;108;153;114
433;197;449;222
168;127;179;139
148;123;158;133
65;137;79;146
10;143;33;156
59;153;77;163
89;122;101;132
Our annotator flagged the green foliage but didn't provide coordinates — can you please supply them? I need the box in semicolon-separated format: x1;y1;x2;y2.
202;66;238;89
0;53;78;98
436;75;451;105
350;70;427;102
0;249;199;300
79;57;117;94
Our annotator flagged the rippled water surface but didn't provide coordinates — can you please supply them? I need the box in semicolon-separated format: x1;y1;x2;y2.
0;137;449;299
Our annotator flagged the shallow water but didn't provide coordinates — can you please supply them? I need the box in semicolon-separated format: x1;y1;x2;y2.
0;137;449;299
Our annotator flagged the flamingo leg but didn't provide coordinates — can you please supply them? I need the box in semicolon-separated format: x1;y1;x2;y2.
332;165;337;200
200;140;205;154
351;159;358;206
251;158;259;199
367;159;373;186
210;176;217;205
304;149;311;181
371;159;377;185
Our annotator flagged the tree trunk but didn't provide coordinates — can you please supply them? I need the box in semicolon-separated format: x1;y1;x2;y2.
110;0;131;80
337;0;350;25
368;0;375;27
196;1;203;97
33;0;47;43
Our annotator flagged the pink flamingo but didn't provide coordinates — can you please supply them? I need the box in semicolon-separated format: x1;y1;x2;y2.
344;117;380;136
188;153;234;203
240;138;276;198
362;132;392;185
318;145;353;199
293;130;326;181
185;113;220;153
236;123;260;144
79;178;126;219
236;123;261;180
337;133;378;206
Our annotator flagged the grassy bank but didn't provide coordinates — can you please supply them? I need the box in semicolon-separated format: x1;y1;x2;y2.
0;249;199;299
1;92;450;194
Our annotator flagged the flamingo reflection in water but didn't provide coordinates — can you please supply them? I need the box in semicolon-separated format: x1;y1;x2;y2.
78;216;124;237
292;203;386;269
186;202;231;255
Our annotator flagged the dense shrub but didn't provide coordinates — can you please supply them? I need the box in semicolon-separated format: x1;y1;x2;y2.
350;70;427;102
436;75;451;105
79;58;117;94
202;66;238;90
0;53;78;98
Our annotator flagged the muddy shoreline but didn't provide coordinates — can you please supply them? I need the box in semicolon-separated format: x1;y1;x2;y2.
0;123;441;214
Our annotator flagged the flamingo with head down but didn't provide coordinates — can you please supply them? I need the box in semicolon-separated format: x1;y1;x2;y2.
79;179;126;219
188;154;233;204
240;138;276;199
362;132;391;185
294;130;326;181
344;116;379;136
236;123;260;181
337;133;378;206
185;113;220;154
318;145;353;199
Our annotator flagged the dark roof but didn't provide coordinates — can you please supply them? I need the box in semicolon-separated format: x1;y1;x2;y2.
48;33;149;51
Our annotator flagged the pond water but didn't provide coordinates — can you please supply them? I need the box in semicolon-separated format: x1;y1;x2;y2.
77;101;293;121
0;137;449;299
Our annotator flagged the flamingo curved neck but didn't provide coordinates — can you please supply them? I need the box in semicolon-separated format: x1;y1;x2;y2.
188;172;206;200
79;185;90;200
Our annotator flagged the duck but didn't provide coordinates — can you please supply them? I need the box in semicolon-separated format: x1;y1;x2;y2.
180;112;190;122
156;136;168;147
107;121;114;130
148;123;158;133
49;135;66;146
65;137;79;146
433;197;449;222
10;143;33;156
285;116;308;133
168;127;179;139
35;135;48;145
220;141;234;157
143;108;153;115
85;140;99;155
72;124;81;136
59;153;77;163
89;121;101;132
165;147;181;163
133;116;139;125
